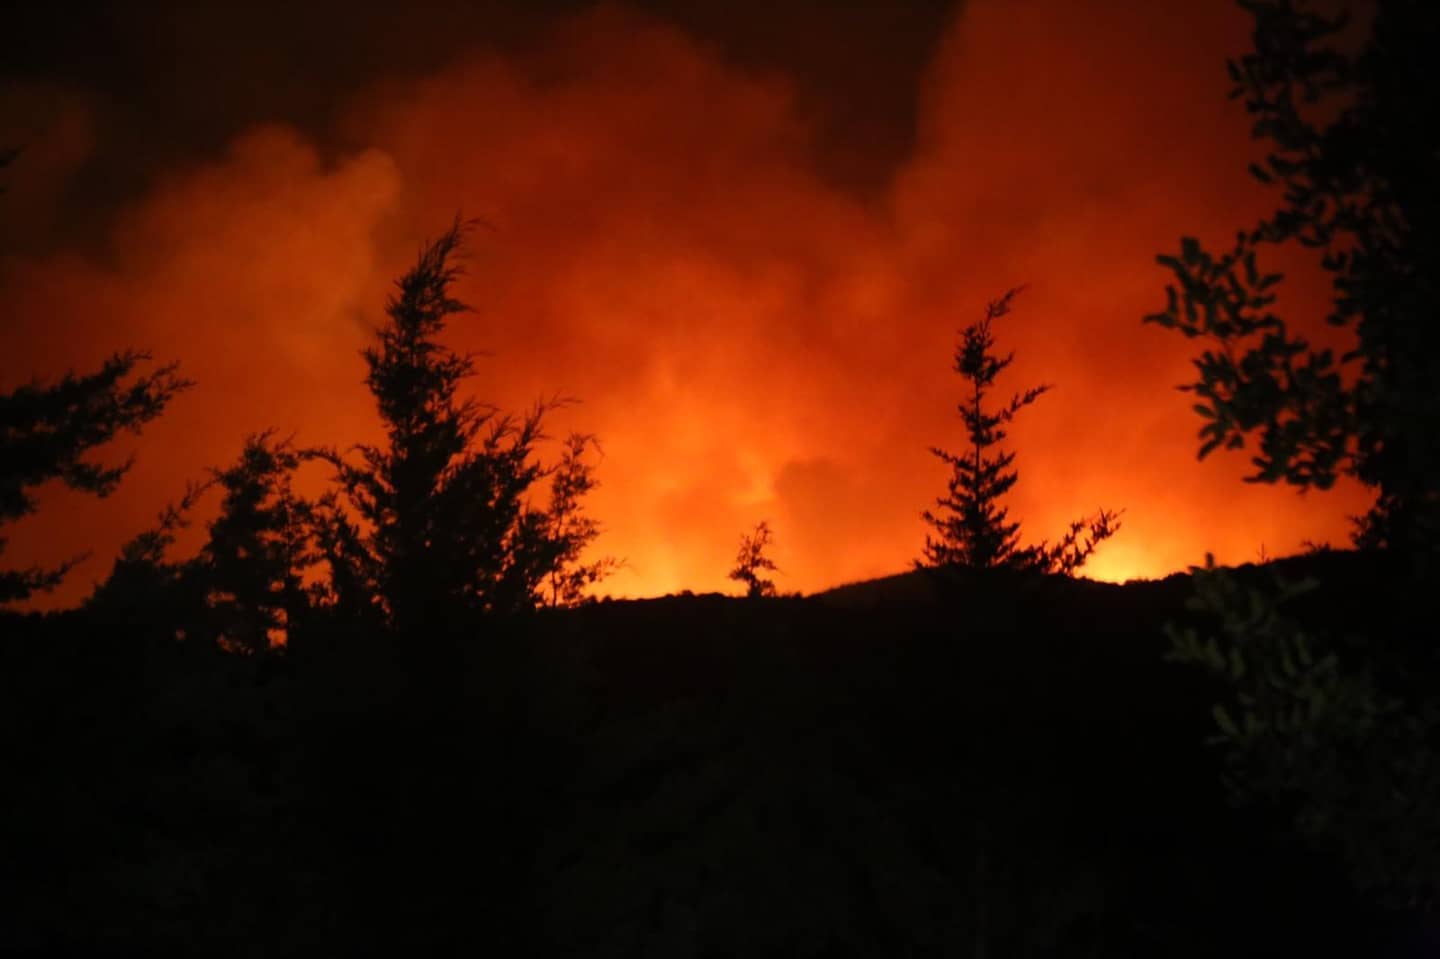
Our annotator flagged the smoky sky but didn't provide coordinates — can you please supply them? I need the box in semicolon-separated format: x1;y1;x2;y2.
1;0;1373;605
2;0;955;248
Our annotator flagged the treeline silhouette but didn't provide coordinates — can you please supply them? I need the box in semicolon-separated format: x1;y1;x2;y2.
3;220;615;646
4;0;1440;952
1;201;1431;959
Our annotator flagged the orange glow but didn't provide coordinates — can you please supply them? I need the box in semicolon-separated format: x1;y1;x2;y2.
1;0;1372;607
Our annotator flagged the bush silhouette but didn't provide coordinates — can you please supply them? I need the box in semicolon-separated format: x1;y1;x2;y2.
730;520;779;598
1147;0;1440;564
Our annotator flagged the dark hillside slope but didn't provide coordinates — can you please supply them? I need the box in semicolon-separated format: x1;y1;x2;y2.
527;558;1420;956
0;553;1428;956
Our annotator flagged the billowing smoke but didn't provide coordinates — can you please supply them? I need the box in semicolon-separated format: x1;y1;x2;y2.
0;0;1370;605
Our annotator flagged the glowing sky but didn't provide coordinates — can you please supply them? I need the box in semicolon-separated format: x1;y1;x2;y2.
0;0;1371;605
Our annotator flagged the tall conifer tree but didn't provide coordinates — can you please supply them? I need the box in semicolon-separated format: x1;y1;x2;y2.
924;289;1119;573
200;433;314;652
314;220;606;630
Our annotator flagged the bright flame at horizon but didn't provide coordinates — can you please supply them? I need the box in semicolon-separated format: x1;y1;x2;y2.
1;0;1373;608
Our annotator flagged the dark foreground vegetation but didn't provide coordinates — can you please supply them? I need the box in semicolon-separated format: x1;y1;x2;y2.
3;551;1434;957
3;0;1438;952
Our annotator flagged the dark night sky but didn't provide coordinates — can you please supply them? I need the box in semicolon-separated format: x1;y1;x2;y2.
2;0;957;246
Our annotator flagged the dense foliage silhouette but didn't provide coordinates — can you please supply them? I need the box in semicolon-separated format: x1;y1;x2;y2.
200;433;316;652
0;351;188;604
1149;0;1440;912
7;552;1435;955
310;218;609;634
1147;0;1440;563
1168;555;1440;908
4;26;1439;950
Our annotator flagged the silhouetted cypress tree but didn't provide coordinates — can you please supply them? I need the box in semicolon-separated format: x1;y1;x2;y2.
82;435;317;651
0;351;188;604
198;433;315;653
309;488;380;626
313;219;605;632
85;479;212;636
729;521;779;598
923;289;1119;574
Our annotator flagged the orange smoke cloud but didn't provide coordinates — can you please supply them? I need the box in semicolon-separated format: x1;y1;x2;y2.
1;0;1371;606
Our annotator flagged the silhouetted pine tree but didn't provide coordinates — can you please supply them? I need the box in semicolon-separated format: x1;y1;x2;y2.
84;435;316;651
730;521;779;598
312;219;604;632
923;288;1119;574
0;351;188;604
197;433;315;653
